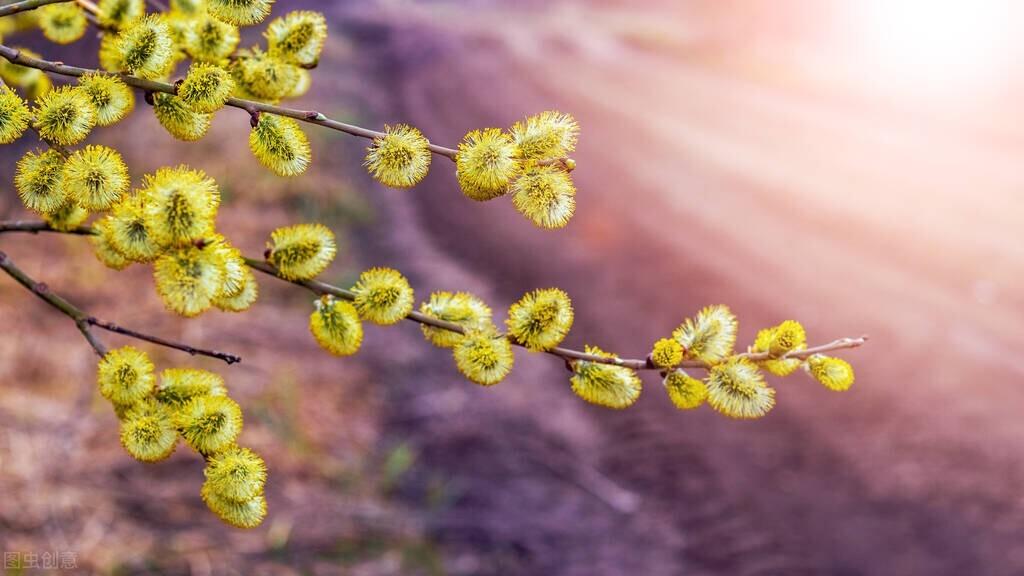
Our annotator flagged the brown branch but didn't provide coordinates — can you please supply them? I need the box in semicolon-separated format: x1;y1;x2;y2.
0;221;866;372
0;44;462;161
243;258;867;371
0;246;241;364
0;249;107;357
0;0;71;17
86;317;241;364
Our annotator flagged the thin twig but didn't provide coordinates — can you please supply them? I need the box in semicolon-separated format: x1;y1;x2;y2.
241;259;867;371
73;0;100;16
87;317;241;364
0;44;462;160
0;221;866;371
0;247;241;363
0;249;107;356
0;0;71;17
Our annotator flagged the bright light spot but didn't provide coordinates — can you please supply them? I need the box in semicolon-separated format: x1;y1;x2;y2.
848;0;1014;100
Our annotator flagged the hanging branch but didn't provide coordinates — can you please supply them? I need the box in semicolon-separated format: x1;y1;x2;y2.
0;221;865;371
0;247;241;364
0;44;463;161
243;258;867;370
0;0;71;18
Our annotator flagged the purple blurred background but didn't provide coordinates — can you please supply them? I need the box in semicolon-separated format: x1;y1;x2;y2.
1;1;1023;574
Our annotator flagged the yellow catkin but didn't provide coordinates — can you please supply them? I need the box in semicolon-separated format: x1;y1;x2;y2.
673;305;738;364
351;267;415;325
664;370;708;410
650;338;683;369
505;288;574;351
309;295;363;356
453;328;514;386
570;345;642;409
805;355;855;391
266;223;336;280
705;358;775;419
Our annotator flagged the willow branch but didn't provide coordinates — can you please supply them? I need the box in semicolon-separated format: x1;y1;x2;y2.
1;222;865;371
0;44;462;161
0;219;868;366
0;250;107;356
242;259;867;371
0;220;94;235
0;246;241;363
0;0;71;17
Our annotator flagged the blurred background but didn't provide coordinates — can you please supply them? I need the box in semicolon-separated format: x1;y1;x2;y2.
2;0;1024;574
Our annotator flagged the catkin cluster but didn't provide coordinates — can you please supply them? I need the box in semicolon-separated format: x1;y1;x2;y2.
365;111;581;228
0;0;862;531
281;240;853;416
97;346;268;528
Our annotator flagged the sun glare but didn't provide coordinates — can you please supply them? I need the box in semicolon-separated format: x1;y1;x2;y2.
848;0;1014;100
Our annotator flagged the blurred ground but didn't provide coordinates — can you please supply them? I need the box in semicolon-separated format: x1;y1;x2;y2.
3;1;1024;575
